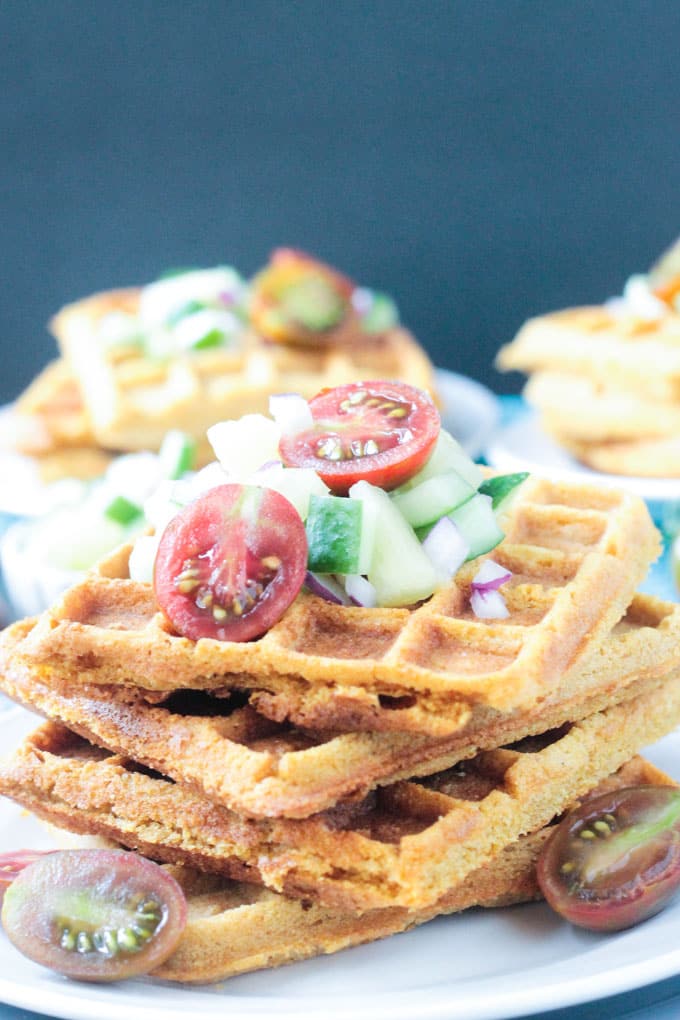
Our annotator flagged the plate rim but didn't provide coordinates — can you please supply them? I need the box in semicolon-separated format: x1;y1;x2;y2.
485;409;680;503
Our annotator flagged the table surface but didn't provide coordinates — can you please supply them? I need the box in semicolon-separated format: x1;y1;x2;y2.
1;395;679;1020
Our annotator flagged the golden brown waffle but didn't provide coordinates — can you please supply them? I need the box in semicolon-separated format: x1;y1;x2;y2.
151;756;678;982
497;306;680;402
51;287;436;453
524;372;680;442
554;432;680;479
4;592;680;817
3;673;678;912
9;359;94;454
15;476;660;735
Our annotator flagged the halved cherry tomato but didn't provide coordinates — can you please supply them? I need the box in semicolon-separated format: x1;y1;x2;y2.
2;849;187;982
279;381;440;494
537;785;680;932
0;850;53;904
154;484;307;642
250;248;355;345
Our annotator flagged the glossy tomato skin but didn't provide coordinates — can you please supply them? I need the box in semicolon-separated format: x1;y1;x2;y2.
154;483;307;642
1;849;187;982
250;248;355;345
279;380;440;494
537;785;680;932
0;850;53;904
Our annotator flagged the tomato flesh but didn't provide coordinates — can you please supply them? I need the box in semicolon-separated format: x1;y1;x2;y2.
537;785;680;932
250;248;355;345
1;849;187;982
154;483;307;642
279;381;440;494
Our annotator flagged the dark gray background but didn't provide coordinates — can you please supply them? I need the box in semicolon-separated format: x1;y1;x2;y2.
2;0;679;405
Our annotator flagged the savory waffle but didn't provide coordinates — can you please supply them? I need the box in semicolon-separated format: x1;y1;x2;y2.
15;476;660;735
51;287;436;454
524;371;680;442
4;592;679;818
554;432;680;479
152;756;678;982
3;673;678;912
496;306;680;402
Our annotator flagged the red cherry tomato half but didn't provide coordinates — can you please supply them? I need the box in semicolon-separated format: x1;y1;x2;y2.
154;484;307;642
279;381;440;494
250;248;355;345
537;784;680;932
1;849;187;982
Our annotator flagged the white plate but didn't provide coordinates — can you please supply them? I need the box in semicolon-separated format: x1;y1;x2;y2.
1;703;680;1020
0;374;498;518
486;410;680;505
434;368;500;459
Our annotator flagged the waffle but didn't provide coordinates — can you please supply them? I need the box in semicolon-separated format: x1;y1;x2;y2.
554;432;680;479
0;360;113;482
51;287;436;454
4;592;679;818
15;476;660;735
3;672;678;912
496;306;680;402
151;756;678;982
524;371;680;442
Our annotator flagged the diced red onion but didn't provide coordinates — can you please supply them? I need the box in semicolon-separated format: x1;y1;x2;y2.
254;459;283;475
470;588;509;620
471;559;512;593
269;393;314;437
305;571;353;605
422;517;470;579
344;574;377;608
351;287;373;315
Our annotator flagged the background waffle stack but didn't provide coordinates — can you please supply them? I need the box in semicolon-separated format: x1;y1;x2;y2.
496;241;680;478
1;260;436;481
1;476;679;982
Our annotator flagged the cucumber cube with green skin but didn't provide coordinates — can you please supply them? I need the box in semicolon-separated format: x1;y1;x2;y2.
478;472;529;510
349;481;439;607
401;429;483;490
391;470;475;528
306;495;364;575
448;493;504;561
159;430;197;480
104;495;144;526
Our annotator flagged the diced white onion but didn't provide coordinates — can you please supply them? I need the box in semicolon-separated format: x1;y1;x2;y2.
344;574;377;608
470;588;509;620
422;517;470;580
471;559;512;592
128;535;161;584
268;393;314;437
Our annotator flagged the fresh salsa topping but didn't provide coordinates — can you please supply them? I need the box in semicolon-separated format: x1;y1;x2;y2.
139;381;528;639
279;381;440;494
537;785;680;932
249;248;355;344
153;483;307;642
1;849;187;982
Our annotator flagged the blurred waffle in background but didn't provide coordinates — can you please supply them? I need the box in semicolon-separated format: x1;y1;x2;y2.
497;237;680;479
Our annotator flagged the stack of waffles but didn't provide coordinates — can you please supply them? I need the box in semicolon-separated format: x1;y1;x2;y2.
2;275;435;482
497;238;680;478
497;307;680;477
1;475;680;982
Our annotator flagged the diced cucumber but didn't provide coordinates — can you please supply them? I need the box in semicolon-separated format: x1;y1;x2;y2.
447;493;504;561
207;414;281;479
159;430;197;480
128;535;161;583
478;472;529;510
349;481;439;606
255;464;329;520
391;470;475;528
407;429;484;490
306;495;366;574
104;495;144;526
